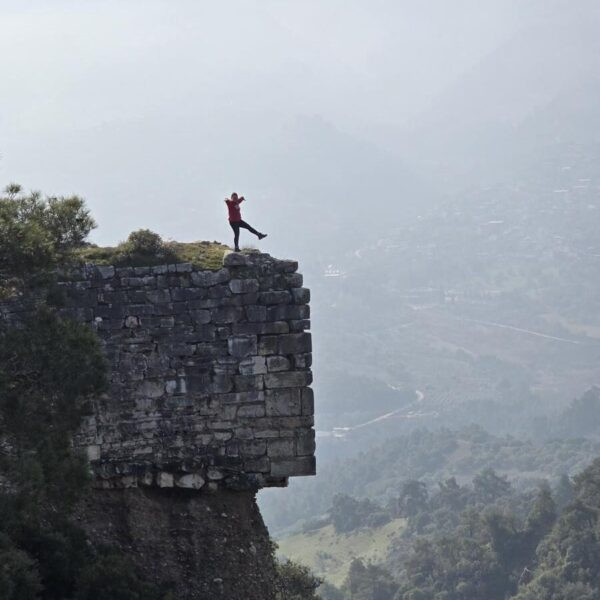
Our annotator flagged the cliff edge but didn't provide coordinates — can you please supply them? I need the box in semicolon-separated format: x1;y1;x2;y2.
2;250;315;599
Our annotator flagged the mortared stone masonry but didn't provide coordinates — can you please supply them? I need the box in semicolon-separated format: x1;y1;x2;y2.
52;251;315;491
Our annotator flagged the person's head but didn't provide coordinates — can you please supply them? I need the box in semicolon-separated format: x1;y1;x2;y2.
231;192;238;201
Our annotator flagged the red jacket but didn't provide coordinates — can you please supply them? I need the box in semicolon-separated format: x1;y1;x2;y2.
226;198;243;222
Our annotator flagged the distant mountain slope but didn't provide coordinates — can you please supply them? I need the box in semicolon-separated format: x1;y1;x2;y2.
397;3;600;187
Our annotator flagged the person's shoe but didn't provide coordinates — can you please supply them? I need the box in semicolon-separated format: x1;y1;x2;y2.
234;247;241;252
258;233;267;240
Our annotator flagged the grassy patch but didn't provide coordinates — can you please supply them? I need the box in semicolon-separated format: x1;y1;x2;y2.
75;240;230;270
276;518;406;587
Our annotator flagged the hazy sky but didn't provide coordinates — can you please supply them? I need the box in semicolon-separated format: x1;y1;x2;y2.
0;1;590;250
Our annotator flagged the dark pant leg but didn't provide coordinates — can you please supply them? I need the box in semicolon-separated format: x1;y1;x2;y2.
238;220;261;237
229;222;240;250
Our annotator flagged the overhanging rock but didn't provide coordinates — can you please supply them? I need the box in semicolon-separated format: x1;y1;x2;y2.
58;252;315;490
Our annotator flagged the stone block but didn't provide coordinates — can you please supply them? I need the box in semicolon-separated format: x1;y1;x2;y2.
237;404;266;419
293;353;313;369
291;287;310;304
87;445;101;461
285;273;303;288
157;472;175;488
244;457;270;473
134;380;165;399
160;317;175;328
211;306;243;324
176;262;193;273
258;291;292;305
245;305;267;322
274;260;298;273
254;429;280;439
124;315;140;329
213;357;239;375
296;430;316;456
239;356;267;376
265;388;302;416
233;375;264;392
208;284;230;299
278;333;312;355
264;371;312;389
176;473;205;489
271;456;316;477
96;265;115;279
220;391;264;404
267;438;295;458
223;252;249;267
228;335;257;358
191;268;230;287
147;289;172;304
290;319;310;332
266;355;291;372
240;440;267;457
241;292;260;305
229;278;259;294
266;305;309;321
234;427;255;440
258;336;278;356
302;388;315;415
188;309;210;325
232;321;289;335
210;375;234;394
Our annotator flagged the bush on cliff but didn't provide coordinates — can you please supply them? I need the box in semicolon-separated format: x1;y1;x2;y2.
0;183;96;289
0;186;165;599
276;560;323;600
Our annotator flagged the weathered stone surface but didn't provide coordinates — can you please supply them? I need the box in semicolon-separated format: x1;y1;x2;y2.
223;251;250;266
264;371;313;389
239;356;267;376
296;430;316;456
2;252;314;491
301;387;315;415
267;438;295;457
228;335;258;358
265;388;302;416
258;291;292;305
157;472;174;488
191;268;230;287
279;333;312;355
229;278;259;294
266;355;291;372
176;473;205;489
291;287;310;304
257;336;279;356
77;489;280;600
271;456;316;477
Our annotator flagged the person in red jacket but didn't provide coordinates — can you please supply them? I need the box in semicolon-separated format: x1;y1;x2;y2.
225;192;267;252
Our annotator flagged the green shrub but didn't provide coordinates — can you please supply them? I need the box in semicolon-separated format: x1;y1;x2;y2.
121;229;165;256
277;560;323;600
0;184;96;288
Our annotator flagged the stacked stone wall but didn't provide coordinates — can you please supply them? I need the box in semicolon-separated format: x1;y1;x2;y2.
3;252;315;491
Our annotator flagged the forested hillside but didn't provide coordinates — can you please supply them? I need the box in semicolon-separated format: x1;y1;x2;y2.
280;456;600;600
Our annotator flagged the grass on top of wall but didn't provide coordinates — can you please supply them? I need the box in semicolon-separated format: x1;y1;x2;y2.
76;240;231;271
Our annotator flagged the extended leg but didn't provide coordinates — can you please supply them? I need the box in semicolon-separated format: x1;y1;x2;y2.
238;220;261;237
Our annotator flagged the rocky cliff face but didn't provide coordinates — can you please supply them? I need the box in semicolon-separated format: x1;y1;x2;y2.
1;251;315;598
76;487;279;599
